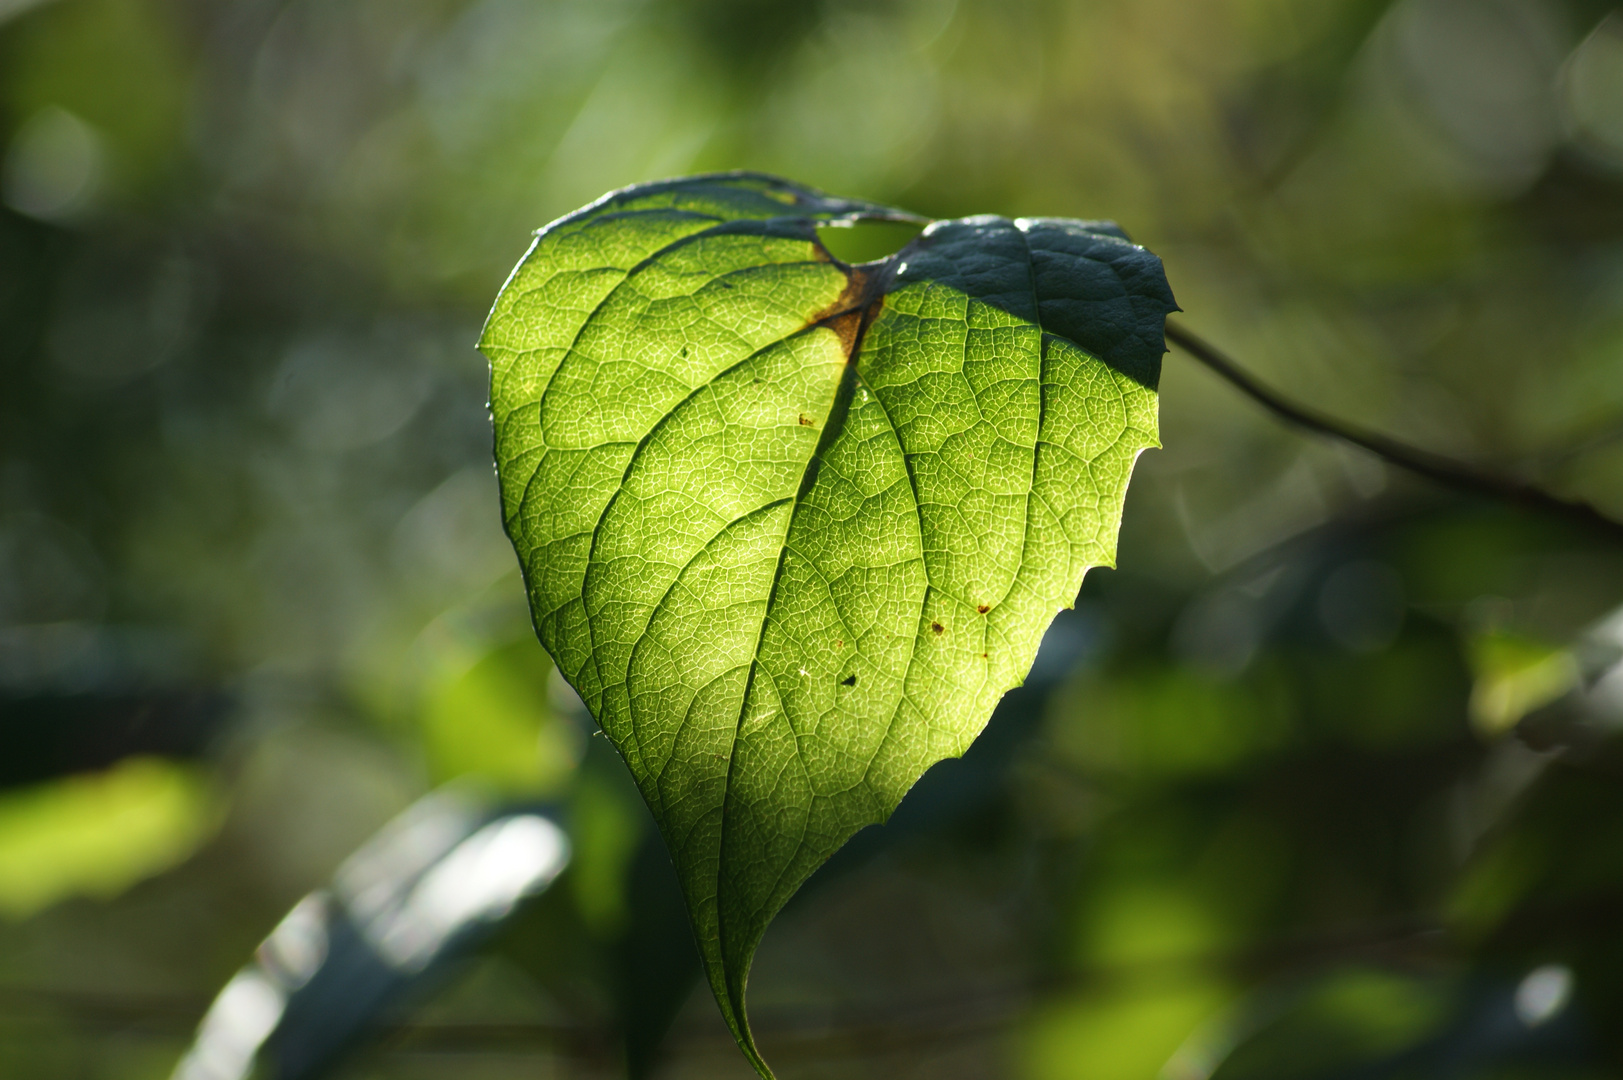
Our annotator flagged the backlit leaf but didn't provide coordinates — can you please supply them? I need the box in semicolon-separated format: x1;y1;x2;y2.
480;172;1175;1076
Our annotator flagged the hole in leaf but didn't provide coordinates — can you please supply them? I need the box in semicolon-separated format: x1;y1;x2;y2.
816;221;922;265
839;674;857;687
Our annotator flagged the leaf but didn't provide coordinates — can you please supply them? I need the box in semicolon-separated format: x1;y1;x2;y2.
480;172;1175;1077
0;757;220;919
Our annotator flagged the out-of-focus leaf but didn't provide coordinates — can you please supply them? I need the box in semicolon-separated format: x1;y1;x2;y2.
1;0;189;199
1195;968;1454;1080
0;755;219;918
568;762;642;937
1025;980;1231;1080
1052;664;1293;780
419;635;579;795
172;791;571;1080
481;171;1175;1075
1468;630;1581;736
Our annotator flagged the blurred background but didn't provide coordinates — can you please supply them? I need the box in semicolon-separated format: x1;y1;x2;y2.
5;0;1623;1076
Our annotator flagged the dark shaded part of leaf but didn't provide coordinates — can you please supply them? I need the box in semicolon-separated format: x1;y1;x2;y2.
890;216;1179;390
1021;218;1180;388
889;215;1041;322
547;171;921;243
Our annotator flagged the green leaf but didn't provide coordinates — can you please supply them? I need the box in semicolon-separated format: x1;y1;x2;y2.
0;757;221;919
480;172;1175;1077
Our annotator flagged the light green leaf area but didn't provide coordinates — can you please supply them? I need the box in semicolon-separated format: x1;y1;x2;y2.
481;172;1175;1077
0;757;221;920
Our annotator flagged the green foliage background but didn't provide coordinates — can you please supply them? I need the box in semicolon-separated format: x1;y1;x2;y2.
3;0;1623;1077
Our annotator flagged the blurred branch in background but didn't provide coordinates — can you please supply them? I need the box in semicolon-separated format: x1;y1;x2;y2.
1166;321;1623;543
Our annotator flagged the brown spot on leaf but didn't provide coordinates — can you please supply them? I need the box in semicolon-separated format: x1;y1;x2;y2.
980;652;988;659
814;264;868;317
821;308;865;357
835;639;844;649
931;622;944;634
798;414;813;427
805;264;883;361
976;604;990;614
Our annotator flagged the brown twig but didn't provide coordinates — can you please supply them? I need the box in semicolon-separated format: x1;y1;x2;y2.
1164;321;1623;544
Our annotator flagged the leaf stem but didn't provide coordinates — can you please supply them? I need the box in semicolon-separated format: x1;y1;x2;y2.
1164;321;1623;543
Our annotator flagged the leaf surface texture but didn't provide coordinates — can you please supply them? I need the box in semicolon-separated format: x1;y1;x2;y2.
480;172;1175;1077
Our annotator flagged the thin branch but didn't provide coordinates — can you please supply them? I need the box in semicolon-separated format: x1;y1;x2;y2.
1164;321;1623;544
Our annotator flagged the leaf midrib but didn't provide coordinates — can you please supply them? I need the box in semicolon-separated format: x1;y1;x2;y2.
707;274;939;1051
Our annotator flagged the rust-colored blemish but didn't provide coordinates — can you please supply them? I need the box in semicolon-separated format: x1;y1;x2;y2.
835;638;845;649
798;414;814;427
980;652;989;659
805;263;878;361
976;604;990;614
811;263;868;319
822;309;864;357
930;622;944;635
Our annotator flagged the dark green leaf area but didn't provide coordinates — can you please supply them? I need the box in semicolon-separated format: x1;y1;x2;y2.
481;173;1175;1078
890;215;1176;387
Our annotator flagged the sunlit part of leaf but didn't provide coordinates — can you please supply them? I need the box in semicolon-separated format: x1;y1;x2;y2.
0;756;220;919
481;172;1175;1077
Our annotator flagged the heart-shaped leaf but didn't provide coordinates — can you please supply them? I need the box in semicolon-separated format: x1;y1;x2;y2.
480;172;1175;1077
